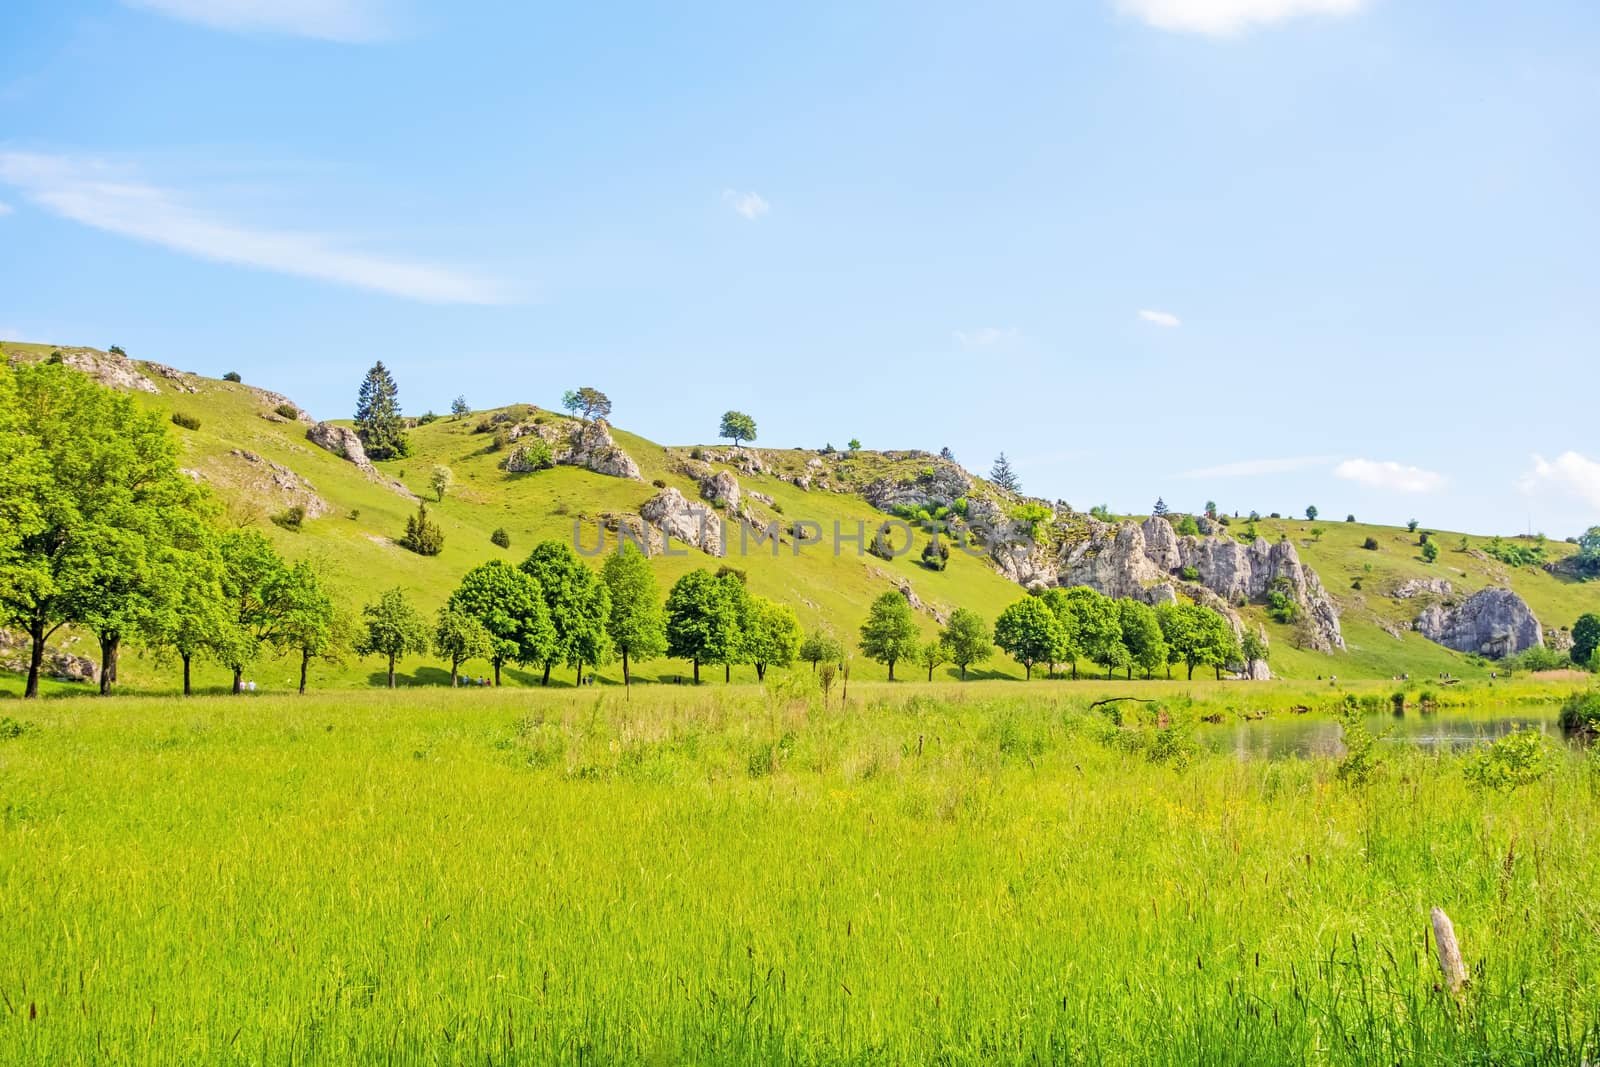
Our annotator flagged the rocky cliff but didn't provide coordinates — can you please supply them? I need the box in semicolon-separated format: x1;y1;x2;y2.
1414;587;1542;658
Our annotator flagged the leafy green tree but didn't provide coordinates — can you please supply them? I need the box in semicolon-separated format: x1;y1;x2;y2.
1157;602;1237;680
399;500;445;555
490;527;511;549
1038;588;1083;678
994;596;1065;680
562;387;613;423
276;561;347;695
521;541;612;685
448;560;553;685
215;530;294;694
1242;629;1269;669
858;591;920;681
989;453;1020;493
0;362;212;698
665;569;742;683
742;597;802;681
450;395;471;418
1407;518;1420;533
1572;613;1600;667
434;605;492;687
144;534;229;696
1421;540;1439;563
917;638;951;681
601;542;667;690
1153;498;1169;516
1305;506;1318;521
719;410;758;445
354;361;410;460
1117;599;1168;679
1176;514;1200;536
429;465;453;502
848;438;862;451
941;607;992;680
798;628;844;672
355;587;430;688
1062;587;1122;680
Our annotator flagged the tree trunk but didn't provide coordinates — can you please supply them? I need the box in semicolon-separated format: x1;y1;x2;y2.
99;633;120;695
1071;661;1078;680
724;663;730;683
887;660;896;682
541;662;552;686
233;667;244;694
1025;662;1032;680
693;659;700;684
24;617;45;699
387;654;397;689
1127;666;1133;680
576;663;584;687
494;659;502;687
299;650;310;695
622;648;631;691
182;653;193;696
960;664;967;681
451;659;460;687
1186;661;1195;681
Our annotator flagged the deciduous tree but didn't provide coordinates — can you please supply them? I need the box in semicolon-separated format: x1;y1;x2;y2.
858;591;920;681
448;560;552;685
601;542;666;690
354;587;430;688
665;569;741;683
521;541;612;685
994;596;1065;680
941;608;991;680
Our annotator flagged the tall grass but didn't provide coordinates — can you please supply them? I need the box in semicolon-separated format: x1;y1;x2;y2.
0;685;1595;1064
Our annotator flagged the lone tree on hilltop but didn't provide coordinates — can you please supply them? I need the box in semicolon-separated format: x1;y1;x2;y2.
989;453;1020;493
1306;506;1318;521
450;395;471;419
719;410;757;445
355;361;410;460
562;387;612;423
1153;497;1169;516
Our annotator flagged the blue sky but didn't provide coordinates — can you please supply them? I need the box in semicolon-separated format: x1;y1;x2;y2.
1;0;1596;536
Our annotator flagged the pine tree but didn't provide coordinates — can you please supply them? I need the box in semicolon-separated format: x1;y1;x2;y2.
399;501;444;556
354;361;410;461
989;453;1020;493
1153;497;1169;516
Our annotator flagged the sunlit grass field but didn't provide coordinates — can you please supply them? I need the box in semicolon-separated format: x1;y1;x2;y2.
2;680;1597;1064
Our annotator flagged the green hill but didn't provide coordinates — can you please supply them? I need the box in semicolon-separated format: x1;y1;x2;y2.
2;342;1595;694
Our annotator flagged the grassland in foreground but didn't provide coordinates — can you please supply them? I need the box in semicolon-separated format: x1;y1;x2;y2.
1;678;1597;1065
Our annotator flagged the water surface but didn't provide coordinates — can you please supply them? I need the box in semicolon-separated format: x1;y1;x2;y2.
1199;705;1567;761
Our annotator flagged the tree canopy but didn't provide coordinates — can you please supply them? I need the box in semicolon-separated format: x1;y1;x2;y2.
994;596;1066;680
941;608;992;680
562;387;613;423
354;361;409;460
601;542;667;688
448;560;553;685
858;591;920;681
354;587;430;688
665;568;742;683
718;411;757;445
521;541;611;685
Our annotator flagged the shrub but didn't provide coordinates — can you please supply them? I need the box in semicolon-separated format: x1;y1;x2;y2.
1176;514;1200;536
274;403;299;420
1557;691;1600;736
1511;645;1568;672
170;411;201;431
920;539;950;571
1350;578;1362;590
0;716;36;740
689;447;705;460
270;505;306;532
1421;540;1439;563
866;526;897;561
416;411;438;425
1391;690;1407;713
399;501;445;556
1179;566;1200;582
1346;514;1356;523
490;527;511;549
1463;728;1553;791
652;478;667;489
223;371;242;382
1336;701;1381;786
472;418;495;434
1362;537;1380;551
491;428;515;453
1407;519;1419;532
348;509;361;520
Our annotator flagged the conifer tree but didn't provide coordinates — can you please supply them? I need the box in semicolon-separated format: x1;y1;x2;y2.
354;361;409;460
989;453;1020;493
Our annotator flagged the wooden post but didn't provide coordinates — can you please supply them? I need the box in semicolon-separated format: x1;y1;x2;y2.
1431;907;1468;993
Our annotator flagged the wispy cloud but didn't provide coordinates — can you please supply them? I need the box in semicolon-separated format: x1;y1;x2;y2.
722;189;770;221
1180;455;1334;479
1137;308;1181;327
118;0;394;42
0;152;508;305
1115;0;1371;36
0;201;12;215
953;327;1020;348
1519;452;1600;509
1334;458;1445;493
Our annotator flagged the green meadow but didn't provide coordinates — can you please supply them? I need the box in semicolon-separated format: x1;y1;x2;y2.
2;679;1597;1065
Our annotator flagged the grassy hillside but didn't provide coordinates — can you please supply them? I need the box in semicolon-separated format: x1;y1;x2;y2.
2;342;1596;694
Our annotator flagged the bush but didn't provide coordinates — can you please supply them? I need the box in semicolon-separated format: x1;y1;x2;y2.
399;501;445;556
920;539;950;571
689;447;705;460
270;504;306;532
274;403;299;420
1336;701;1381;786
223;371;242;383
1557;691;1600;736
652;478;667;489
1511;645;1568;672
1176;514;1200;536
1179;566;1200;582
1362;537;1380;551
472;418;495;434
1421;540;1439;563
416;411;438;425
490;527;511;549
1463;728;1553;791
170;411;201;431
1346;514;1356;523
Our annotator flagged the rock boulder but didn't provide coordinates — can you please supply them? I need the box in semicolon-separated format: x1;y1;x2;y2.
1415;587;1543;658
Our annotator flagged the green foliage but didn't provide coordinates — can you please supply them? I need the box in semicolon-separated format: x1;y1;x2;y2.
1572;527;1600;577
170;411;201;431
275;561;346;692
847;438;861;451
1462;728;1553;791
1088;504;1111;521
1242;630;1268;666
450;395;471;418
1336;702;1381;786
429;465;453;502
490;527;511;549
941;608;992;680
916;637;951;681
1176;514;1201;537
1010;502;1052;538
1362;537;1380;551
1572;613;1600;666
1482;535;1546;568
521;541;612;683
1305;506;1318;521
270;504;306;532
399;500;444;556
354;587;430;687
718;410;757;445
665;569;742;681
1178;566;1200;582
354;361;410;461
741;597;802;680
988;453;1020;493
1557;691;1600;735
919;538;950;571
1421;539;1439;563
274;403;299;420
1156;602;1237;681
1266;579;1299;624
993;596;1066;680
222;371;241;382
601;543;667;685
1509;645;1568;672
858;592;920;681
448;560;553;684
433;605;492;685
798;628;844;672
1118;599;1168;679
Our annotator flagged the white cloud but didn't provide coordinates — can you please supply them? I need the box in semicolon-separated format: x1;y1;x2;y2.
1334;458;1445;494
721;189;770;221
118;0;393;42
0;152;507;305
1520;452;1600;510
1181;455;1334;479
1115;0;1371;36
953;327;1020;347
1137;308;1181;327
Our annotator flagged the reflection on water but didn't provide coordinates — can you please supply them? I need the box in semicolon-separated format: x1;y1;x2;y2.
1199;707;1566;761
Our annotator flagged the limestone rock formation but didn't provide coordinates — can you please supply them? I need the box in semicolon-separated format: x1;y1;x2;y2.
1414;587;1542;658
1393;578;1454;600
567;419;642;480
700;469;741;513
861;462;973;513
307;422;370;467
0;629;97;683
640;487;723;556
53;347;159;394
226;449;331;518
144;362;201;393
